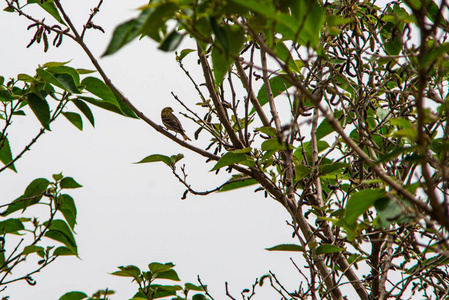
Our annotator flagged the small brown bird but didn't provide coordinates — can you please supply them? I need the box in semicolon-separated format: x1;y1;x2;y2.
161;107;191;141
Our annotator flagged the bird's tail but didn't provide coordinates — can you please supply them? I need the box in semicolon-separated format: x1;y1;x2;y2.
181;132;191;141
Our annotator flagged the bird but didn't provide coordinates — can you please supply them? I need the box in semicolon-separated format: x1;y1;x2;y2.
161;107;191;141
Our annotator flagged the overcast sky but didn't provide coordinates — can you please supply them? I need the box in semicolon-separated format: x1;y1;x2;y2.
1;1;301;299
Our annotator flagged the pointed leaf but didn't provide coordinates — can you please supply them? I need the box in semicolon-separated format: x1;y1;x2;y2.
344;189;387;227
210;17;229;56
320;162;348;176
62;112;83;130
154;269;181;281
185;283;204;292
0;133;17;172
24;178;50;198
44;220;77;254
295;164;311;180
218;178;258;192
159;30;184;52
0;219;24;234
27;0;65;24
316;244;344;255
261;138;294;151
265;244;305;252
77;96;125;117
211;152;250;171
59;291;88;300
135;154;172;167
36;69;81;94
149;262;175;273
60;177;82;189
81;77;116;103
53;246;77;256
102;15;146;56
22;245;45;255
112;265;141;278
71;99;95;127
26;93;51;130
59;194;77;230
254;76;292;113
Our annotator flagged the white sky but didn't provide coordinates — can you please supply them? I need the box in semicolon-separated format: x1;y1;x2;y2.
0;1;302;298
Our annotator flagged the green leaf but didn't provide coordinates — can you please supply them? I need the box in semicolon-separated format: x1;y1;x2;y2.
256;126;277;137
275;0;324;46
130;291;147;299
192;294;208;300
71;99;95;127
0;89;20;102
261;138;294;151
76;68;96;75
154;269;181;281
392;128;418;140
211;44;231;86
113;91;138;118
218;178;258;192
170;153;184;164
60;177;83;189
211;152;251;171
18;73;37;83
37;69;80;94
159;30;184;52
374;197;411;227
210;17;229;56
59;291;88;300
140;2;179;40
77;96;124;117
295;164;311;180
0;133;17;172
24;178;50;198
265;244;305;252
135;154;172;167
390;117;413;128
255;76;292;113
44;220;77;254
0;219;24;234
46;66;80;85
177;49;195;61
2;178;49;216
185;283;204;292
274;42;300;73
22;245;45;256
228;0;276;17
151;287;177;299
377;146;416;163
53;172;64;181
102;9;152;56
26;93;51;130
80;78;136;118
81;77;116;102
27;0;65;24
3;6;14;12
53;73;81;94
316;244;344;255
149;262;175;273
344;189;387;227
53;246;76;256
59;194;77;230
316;111;342;140
320;162;348;176
112;265;141;278
42;61;71;68
62;112;83;131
